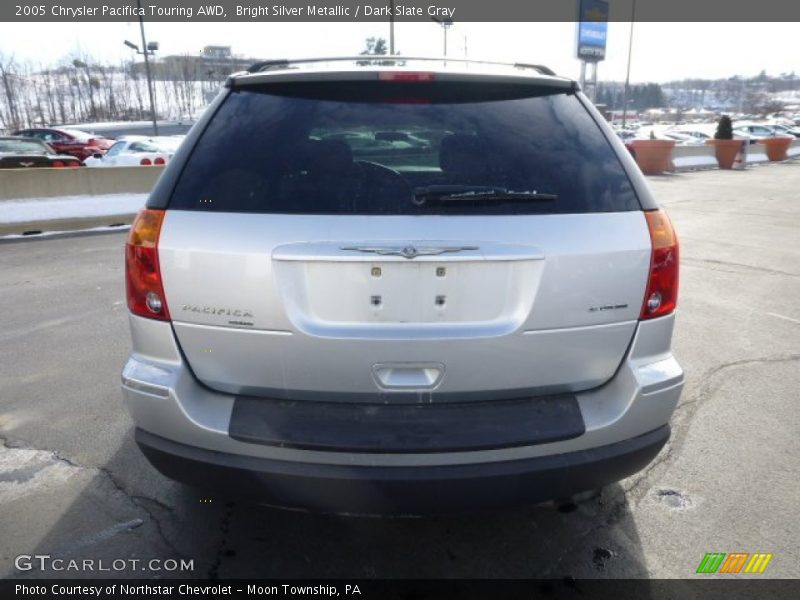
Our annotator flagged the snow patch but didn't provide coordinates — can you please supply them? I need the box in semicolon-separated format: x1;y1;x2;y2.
673;156;718;169
0;193;146;224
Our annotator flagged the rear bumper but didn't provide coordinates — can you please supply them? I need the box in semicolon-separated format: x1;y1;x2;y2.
136;425;669;514
121;313;684;512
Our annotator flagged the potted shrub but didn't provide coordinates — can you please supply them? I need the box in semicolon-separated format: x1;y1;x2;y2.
706;115;742;169
631;130;676;175
758;135;793;161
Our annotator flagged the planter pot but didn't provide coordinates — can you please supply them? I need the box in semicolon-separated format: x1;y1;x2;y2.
630;140;676;175
758;137;792;161
706;138;743;169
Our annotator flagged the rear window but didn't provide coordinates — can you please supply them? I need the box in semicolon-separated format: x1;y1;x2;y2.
0;138;48;153
168;81;638;215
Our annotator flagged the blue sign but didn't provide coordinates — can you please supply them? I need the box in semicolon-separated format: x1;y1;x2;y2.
576;0;608;61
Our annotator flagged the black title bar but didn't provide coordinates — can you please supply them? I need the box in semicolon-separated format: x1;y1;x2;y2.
3;0;800;22
4;579;800;600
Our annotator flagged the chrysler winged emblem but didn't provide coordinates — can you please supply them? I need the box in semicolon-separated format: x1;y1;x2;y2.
19;161;35;167
341;245;478;259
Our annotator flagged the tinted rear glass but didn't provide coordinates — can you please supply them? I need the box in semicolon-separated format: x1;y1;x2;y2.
0;138;48;153
168;81;638;215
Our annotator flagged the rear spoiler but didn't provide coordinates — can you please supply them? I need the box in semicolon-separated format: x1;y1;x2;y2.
243;56;557;76
226;56;576;91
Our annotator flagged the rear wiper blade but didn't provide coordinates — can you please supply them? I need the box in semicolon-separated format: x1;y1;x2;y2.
412;185;558;205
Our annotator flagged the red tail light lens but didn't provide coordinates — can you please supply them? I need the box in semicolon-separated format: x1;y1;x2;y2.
125;209;170;321
51;160;64;168
640;209;679;320
67;161;80;168
140;158;152;166
153;157;166;165
378;71;435;82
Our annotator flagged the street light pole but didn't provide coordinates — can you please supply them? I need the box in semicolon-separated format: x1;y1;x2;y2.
621;0;637;130
389;0;395;55
431;17;453;58
136;0;158;135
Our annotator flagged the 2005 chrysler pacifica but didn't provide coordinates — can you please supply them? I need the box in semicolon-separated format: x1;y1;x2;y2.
121;57;683;514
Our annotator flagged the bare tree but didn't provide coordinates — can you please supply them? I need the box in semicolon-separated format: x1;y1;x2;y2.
0;53;23;130
127;59;145;119
71;55;98;120
742;91;782;117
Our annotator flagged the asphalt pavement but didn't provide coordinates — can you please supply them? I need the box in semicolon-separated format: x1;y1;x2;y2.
1;161;798;582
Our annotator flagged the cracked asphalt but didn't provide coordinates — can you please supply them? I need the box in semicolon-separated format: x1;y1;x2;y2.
1;161;798;581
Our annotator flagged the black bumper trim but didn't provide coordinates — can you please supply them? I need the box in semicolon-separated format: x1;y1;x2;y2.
229;393;585;453
135;425;670;514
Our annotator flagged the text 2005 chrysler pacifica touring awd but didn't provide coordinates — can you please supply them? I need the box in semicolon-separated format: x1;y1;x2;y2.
121;57;683;514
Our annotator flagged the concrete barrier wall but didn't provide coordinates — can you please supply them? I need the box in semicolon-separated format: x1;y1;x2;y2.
1;139;798;202
671;145;719;170
671;139;800;171
0;166;163;200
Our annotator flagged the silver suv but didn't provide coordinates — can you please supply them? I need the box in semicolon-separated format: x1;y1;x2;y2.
121;57;683;514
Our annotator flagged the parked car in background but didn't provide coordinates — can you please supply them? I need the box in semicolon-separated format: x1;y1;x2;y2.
765;123;800;138
83;135;185;167
11;127;113;161
661;131;704;145
733;122;793;141
666;125;714;143
0;136;82;169
321;130;432;152
613;128;637;144
668;124;751;144
633;125;704;145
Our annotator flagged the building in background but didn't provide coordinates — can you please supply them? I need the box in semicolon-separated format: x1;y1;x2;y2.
134;45;260;82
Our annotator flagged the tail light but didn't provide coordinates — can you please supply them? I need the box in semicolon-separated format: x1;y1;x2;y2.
125;209;170;321
87;138;96;146
153;157;166;165
378;71;435;82
51;160;64;168
640;209;679;320
140;158;152;166
67;161;80;168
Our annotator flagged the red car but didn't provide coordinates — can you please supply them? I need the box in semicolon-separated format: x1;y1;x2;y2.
11;127;113;161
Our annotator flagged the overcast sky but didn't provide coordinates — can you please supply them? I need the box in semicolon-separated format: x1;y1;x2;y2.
0;21;797;83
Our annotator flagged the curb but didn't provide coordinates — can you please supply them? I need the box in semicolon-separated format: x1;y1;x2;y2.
0;213;137;237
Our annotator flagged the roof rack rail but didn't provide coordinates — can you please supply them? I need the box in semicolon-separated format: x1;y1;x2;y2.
244;56;558;77
246;59;291;73
512;62;556;76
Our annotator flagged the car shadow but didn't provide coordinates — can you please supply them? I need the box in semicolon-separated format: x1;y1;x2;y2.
18;427;653;588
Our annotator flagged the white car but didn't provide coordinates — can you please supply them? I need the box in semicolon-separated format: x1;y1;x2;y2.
669;124;751;144
733;123;793;141
764;123;800;138
633;125;700;145
667;125;715;143
83;136;184;167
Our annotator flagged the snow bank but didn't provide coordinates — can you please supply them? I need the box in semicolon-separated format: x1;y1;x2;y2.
0;193;146;224
0;224;130;240
673;156;718;169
